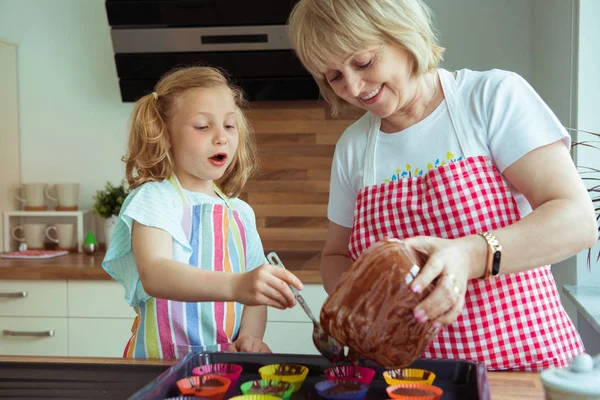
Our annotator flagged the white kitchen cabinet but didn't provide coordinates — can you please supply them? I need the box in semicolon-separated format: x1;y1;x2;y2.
68;281;135;318
0;280;67;317
0;280;328;357
68;318;133;357
264;322;319;355
267;284;328;323
0;317;68;356
263;284;328;355
67;281;135;357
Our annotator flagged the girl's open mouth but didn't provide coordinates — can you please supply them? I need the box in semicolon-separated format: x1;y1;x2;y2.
209;153;228;167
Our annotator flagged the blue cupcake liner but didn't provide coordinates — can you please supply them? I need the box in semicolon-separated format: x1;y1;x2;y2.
315;380;369;400
165;397;208;400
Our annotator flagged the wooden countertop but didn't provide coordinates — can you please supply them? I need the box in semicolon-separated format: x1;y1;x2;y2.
0;252;323;283
0;356;546;399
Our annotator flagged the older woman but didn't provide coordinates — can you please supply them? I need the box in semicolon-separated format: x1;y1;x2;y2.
288;0;597;371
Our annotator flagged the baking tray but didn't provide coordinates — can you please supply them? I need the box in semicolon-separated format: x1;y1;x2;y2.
129;352;490;400
0;359;169;399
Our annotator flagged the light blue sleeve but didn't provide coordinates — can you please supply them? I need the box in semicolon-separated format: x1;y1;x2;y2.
232;199;267;271
102;180;192;307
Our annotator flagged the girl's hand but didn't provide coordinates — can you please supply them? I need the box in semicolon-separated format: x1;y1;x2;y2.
226;335;272;353
233;264;303;309
403;235;486;327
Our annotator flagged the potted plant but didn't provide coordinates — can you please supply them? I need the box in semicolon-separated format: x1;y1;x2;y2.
93;181;129;248
570;128;600;268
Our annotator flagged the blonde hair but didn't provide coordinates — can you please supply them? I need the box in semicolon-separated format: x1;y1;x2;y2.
123;66;257;198
289;0;445;116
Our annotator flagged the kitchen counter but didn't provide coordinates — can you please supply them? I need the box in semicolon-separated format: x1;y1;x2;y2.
0;356;546;400
563;285;600;334
0;252;323;283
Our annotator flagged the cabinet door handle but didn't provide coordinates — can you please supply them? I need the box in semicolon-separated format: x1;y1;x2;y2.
2;329;54;337
0;292;27;298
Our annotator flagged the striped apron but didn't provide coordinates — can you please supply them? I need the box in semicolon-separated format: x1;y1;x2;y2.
348;69;583;371
124;176;248;359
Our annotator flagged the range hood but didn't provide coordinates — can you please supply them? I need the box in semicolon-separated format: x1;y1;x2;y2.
105;0;319;102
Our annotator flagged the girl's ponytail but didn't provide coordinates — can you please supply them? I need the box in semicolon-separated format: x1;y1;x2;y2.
123;92;173;189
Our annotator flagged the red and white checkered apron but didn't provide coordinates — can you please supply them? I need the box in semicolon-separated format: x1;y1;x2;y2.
347;69;584;371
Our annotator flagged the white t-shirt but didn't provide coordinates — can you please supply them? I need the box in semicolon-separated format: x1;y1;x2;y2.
328;69;571;228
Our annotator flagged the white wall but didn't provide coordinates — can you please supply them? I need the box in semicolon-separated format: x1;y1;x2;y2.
0;40;21;251
427;0;533;81
530;0;580;322
575;0;600;286
0;0;132;214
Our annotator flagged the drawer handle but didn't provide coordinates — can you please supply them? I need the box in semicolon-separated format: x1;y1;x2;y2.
0;292;27;298
2;329;54;337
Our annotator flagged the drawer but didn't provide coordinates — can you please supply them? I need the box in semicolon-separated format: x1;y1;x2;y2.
68;281;136;318
264;321;319;355
0;280;67;317
69;318;134;357
0;317;68;356
267;284;328;323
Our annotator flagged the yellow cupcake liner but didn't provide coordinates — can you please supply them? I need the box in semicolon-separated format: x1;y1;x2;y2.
258;364;309;393
383;368;436;386
229;396;282;400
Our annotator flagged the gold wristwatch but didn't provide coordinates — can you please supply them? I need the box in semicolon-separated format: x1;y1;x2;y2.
478;232;502;279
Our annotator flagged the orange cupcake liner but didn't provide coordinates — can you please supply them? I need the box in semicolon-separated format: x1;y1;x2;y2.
176;374;231;399
386;383;443;400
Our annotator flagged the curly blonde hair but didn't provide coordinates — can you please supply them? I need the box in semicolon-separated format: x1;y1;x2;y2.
123;66;257;198
288;0;445;116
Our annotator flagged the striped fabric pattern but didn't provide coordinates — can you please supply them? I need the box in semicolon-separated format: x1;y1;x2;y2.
123;181;247;359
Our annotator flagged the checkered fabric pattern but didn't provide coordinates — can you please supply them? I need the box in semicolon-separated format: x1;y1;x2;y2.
348;156;583;371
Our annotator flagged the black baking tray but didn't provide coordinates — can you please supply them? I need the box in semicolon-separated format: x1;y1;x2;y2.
0;359;169;399
129;352;490;400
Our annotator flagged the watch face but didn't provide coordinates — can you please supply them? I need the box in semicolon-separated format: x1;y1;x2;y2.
492;250;501;276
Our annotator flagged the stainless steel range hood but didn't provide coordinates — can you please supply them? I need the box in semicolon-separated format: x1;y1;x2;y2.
106;0;319;102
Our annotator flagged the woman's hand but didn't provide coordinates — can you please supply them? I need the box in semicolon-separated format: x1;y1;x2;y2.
403;235;487;328
233;264;303;310
226;335;272;353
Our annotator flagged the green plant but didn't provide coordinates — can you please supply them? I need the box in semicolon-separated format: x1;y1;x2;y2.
569;127;600;268
93;181;130;219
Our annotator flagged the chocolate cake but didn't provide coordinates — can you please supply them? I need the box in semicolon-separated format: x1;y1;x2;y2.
389;370;431;381
198;377;225;387
323;381;363;394
320;238;441;368
248;381;289;394
274;364;304;376
392;387;435;396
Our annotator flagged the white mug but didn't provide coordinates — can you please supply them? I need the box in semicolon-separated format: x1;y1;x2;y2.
11;224;56;249
13;184;48;208
45;183;80;208
46;223;75;250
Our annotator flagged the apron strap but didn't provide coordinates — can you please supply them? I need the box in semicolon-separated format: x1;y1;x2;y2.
437;69;476;156
168;175;189;205
363;112;381;188
212;184;235;210
168;175;235;210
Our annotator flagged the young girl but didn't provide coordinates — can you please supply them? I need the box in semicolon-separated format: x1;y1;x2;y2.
102;66;303;359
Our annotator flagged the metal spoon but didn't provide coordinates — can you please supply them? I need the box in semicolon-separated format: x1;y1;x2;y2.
266;252;345;363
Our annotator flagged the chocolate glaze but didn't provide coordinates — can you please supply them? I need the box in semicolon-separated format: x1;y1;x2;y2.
199;377;224;387
274;364;303;376
392;387;434;396
329;367;362;379
320;239;441;368
248;381;288;394
389;370;431;380
324;381;362;394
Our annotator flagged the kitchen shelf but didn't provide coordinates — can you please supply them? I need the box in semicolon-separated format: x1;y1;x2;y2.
2;210;94;253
